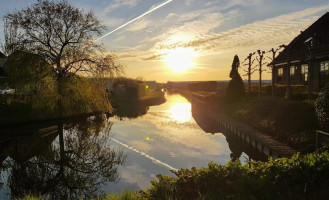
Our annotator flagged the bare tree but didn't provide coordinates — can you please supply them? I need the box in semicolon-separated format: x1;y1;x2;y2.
4;0;122;81
255;50;267;95
267;47;283;97
242;52;256;93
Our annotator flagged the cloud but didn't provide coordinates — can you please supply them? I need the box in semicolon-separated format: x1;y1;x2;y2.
127;19;150;31
113;3;329;72
154;6;329;55
104;0;141;14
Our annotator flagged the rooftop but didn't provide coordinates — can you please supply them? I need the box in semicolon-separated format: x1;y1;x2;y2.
273;12;329;65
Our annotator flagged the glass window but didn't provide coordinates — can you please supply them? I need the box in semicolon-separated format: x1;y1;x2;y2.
290;66;295;76
301;64;308;74
278;68;283;76
320;61;329;87
301;64;308;82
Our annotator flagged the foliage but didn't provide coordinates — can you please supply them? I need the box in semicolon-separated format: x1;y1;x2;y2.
226;55;244;100
17;195;45;200
4;51;58;115
92;191;147;200
60;76;112;117
1;0;123;125
144;152;329;200
315;83;329;132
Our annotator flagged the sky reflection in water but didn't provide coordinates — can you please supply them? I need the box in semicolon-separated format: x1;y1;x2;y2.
102;94;238;193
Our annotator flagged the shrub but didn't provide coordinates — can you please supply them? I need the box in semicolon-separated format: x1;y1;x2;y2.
226;55;244;100
144;152;329;200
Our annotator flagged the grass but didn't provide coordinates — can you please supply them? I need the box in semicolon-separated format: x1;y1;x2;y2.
222;96;319;152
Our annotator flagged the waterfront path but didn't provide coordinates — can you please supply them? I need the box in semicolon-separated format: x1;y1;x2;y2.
190;92;298;158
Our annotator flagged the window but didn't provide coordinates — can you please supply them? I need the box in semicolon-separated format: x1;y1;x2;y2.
320;61;329;87
278;68;283;76
289;66;295;81
290;66;295;76
277;68;283;83
301;64;308;82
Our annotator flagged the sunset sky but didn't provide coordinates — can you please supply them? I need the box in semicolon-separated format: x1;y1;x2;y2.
1;0;329;82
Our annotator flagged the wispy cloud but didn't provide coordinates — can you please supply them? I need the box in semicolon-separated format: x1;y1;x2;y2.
116;5;329;63
153;6;328;56
104;0;141;14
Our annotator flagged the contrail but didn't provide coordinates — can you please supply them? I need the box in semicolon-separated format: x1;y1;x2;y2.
95;0;174;41
103;135;178;172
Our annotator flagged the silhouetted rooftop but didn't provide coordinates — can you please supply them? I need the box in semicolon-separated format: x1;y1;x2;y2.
273;12;329;65
0;51;6;59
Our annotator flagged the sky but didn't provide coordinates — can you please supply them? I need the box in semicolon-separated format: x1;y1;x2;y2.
0;0;329;82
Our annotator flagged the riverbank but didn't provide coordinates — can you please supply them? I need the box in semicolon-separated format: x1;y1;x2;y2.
0;90;165;128
172;89;318;153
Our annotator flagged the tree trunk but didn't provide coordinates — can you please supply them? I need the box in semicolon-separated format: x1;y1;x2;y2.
259;64;262;96
272;65;275;97
248;64;251;93
286;62;291;99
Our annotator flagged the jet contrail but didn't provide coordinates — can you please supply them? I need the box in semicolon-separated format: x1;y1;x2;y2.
102;134;178;172
95;0;174;41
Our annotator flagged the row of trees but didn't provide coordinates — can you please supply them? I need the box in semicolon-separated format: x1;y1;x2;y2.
241;47;284;96
227;46;289;99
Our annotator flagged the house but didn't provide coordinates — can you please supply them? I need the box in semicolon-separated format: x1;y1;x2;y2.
0;51;6;77
271;12;329;92
145;81;158;90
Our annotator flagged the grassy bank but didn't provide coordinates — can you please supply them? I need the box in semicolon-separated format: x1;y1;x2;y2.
18;151;329;200
221;96;319;153
172;88;319;153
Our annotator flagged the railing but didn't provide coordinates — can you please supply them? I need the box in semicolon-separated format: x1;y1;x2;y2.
316;130;329;150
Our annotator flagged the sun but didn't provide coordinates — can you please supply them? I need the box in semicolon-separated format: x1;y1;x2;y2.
163;47;199;73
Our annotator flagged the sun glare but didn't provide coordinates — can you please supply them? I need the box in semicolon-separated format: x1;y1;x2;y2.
163;48;199;73
169;102;192;123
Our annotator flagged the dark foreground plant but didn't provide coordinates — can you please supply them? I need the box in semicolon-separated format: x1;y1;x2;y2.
144;152;329;200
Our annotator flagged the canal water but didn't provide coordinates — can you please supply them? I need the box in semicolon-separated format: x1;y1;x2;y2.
0;93;251;199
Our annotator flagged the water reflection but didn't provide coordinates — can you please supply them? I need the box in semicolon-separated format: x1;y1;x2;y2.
0;116;125;199
0;93;268;198
190;97;268;162
169;100;192;123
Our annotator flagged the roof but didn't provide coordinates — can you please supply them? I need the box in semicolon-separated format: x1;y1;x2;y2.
0;52;6;59
273;12;329;65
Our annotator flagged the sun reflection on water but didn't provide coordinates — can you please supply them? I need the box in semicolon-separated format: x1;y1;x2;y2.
168;96;192;123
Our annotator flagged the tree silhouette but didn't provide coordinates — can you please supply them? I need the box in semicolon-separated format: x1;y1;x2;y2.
242;52;256;93
255;50;267;95
3;0;123;116
226;55;245;99
267;47;283;97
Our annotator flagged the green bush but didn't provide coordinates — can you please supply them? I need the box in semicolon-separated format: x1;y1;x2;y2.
144;152;329;200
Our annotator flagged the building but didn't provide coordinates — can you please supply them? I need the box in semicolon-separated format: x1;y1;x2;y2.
0;51;6;77
271;12;329;92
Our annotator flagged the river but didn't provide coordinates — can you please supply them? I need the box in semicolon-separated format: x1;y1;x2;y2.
0;93;254;199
